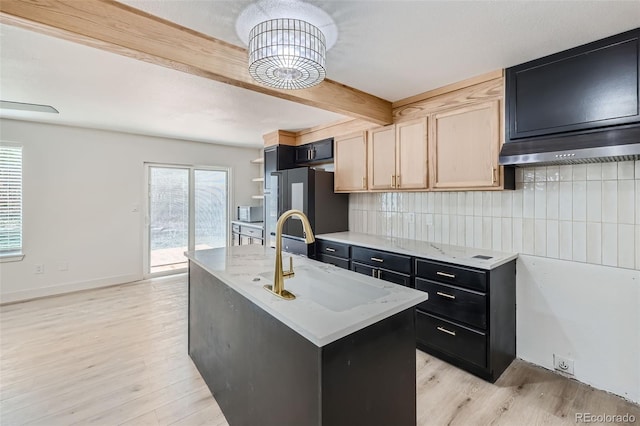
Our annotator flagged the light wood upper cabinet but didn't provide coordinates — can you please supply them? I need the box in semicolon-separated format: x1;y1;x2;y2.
334;131;368;192
429;100;501;190
368;118;428;191
368;126;396;190
396;118;428;189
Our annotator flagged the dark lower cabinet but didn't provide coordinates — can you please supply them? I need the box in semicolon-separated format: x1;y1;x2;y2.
351;261;412;288
231;222;264;246
414;258;516;383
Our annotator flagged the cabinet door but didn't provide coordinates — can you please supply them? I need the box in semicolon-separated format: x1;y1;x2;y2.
429;100;501;189
396;118;428;190
334;132;368;192
295;145;312;163
311;138;333;162
239;235;251;245
368;125;396;190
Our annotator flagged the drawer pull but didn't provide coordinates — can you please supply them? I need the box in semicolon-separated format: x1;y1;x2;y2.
436;271;456;279
370;257;384;263
437;326;456;336
325;247;336;252
436;291;456;300
371;269;377;278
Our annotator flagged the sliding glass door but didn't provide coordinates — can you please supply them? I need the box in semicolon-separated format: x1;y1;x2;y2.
146;164;228;276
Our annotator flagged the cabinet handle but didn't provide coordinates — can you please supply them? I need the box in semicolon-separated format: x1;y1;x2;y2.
436;291;456;300
370;257;384;263
396;175;400;187
492;167;497;183
436;271;455;279
325;247;336;252
377;270;382;279
437;326;456;336
391;175;396;188
307;150;311;161
371;269;377;278
362;177;366;189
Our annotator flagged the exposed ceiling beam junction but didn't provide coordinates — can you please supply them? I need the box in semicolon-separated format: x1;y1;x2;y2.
0;0;393;125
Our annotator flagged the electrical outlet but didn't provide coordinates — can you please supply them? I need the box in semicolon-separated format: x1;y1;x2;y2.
554;354;574;376
34;264;44;274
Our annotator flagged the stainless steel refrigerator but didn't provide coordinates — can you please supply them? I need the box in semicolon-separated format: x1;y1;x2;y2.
265;167;349;256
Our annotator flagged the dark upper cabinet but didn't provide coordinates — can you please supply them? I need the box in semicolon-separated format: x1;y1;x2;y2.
295;138;334;164
264;145;296;192
506;28;640;142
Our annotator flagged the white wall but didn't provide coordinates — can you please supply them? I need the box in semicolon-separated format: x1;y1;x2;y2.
0;119;261;302
349;162;640;402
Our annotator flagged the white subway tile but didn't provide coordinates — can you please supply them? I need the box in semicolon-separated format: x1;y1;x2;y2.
572;222;587;262
391;212;400;237
573;164;587;181
434;192;442;214
523;182;535;219
535;167;547;182
457;216;466;247
465;216;474;247
546;166;560;182
602;223;618;267
602;180;618;223
602;162;617;180
449;215;458;246
512;218;523;253
457;193;466;216
398;192;407;213
501;192;513;218
482;217;492;250
637;182;640;225
361;211;369;234
535;182;547;219
546;220;559;259
407;213;416;240
414;214;422;241
501;218;513;252
441;215;450;244
368;211;377;235
391;193;399;211
474;216;483;248
559;165;573;181
546;182;559;220
442;192;450;214
636;160;640;179
572;181;587;222
449;192;458;215
618;224;635;269
408;192;416;214
534;219;547;256
515;168;524;183
434;214;442;243
523;168;535;182
465;192;474;216
482;192;492;217
474;192;483;216
492;192;502;217
559;182;573;221
559;221;573;260
512;189;523;218
522;219;535;255
586;163;602;181
586;181;602;222
492;218;502;251
618;161;635;180
427;192;435;214
586;222;602;264
348;209;356;231
618;180;635;224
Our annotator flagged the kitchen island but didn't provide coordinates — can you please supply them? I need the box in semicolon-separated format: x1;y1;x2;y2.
186;245;428;426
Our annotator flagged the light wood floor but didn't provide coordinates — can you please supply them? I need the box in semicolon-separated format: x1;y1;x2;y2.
1;278;638;426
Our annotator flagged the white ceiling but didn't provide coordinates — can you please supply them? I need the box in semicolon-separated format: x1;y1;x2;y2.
1;1;639;148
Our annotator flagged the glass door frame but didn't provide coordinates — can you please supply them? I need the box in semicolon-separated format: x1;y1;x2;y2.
143;162;232;279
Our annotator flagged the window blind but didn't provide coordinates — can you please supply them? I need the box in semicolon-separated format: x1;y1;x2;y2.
0;145;22;252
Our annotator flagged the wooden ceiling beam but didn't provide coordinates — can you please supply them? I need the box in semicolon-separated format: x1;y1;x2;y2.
0;0;392;125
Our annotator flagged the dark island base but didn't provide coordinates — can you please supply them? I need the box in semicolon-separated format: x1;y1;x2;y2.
188;261;417;426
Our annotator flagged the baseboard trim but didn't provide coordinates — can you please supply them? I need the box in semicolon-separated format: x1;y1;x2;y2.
0;273;144;305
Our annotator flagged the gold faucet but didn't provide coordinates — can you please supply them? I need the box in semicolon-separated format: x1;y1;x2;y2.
264;209;315;300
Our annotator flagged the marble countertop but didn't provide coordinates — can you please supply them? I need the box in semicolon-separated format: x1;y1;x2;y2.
186;245;428;347
316;232;518;270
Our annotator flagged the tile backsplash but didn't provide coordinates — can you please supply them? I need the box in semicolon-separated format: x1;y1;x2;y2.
348;161;640;270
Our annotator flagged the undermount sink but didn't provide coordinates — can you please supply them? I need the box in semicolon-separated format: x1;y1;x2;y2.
258;267;389;312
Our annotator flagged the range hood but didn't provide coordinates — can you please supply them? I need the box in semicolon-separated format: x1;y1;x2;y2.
499;27;640;167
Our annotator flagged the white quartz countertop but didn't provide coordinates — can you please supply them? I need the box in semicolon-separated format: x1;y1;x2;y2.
186;245;428;347
316;232;518;270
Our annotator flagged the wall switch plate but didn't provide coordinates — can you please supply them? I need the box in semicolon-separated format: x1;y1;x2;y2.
553;354;574;376
34;264;44;274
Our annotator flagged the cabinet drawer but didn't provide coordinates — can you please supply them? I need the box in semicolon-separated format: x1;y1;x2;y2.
415;278;486;329
416;311;487;368
232;224;241;233
316;253;349;270
415;259;486;292
240;226;263;238
351;262;412;287
316;239;349;259
352;246;412;274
